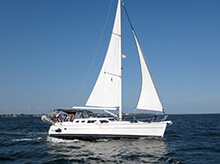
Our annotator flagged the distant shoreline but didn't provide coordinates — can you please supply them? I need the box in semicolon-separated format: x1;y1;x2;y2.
0;114;43;117
0;113;219;117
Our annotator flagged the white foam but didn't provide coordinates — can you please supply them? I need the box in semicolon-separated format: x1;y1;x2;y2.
96;139;110;142
37;137;43;140
46;136;80;143
12;138;35;142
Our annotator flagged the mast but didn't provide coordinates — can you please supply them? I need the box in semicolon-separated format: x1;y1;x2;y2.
118;0;122;121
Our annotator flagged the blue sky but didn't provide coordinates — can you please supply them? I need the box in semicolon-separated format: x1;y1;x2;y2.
0;0;219;114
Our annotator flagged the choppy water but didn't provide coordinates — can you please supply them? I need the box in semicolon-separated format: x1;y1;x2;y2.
0;114;220;163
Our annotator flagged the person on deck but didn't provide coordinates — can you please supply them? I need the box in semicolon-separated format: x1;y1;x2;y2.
66;114;71;122
56;112;62;122
70;114;75;121
61;114;66;122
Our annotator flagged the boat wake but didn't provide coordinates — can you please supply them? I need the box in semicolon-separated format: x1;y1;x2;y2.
12;137;43;142
46;136;80;143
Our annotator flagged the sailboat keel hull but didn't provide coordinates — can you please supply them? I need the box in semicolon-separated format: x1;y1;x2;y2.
48;120;170;140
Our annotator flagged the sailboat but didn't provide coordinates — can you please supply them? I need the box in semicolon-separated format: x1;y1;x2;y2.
42;0;172;139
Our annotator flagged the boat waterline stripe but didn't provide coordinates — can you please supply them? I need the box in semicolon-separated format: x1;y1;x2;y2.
49;133;162;139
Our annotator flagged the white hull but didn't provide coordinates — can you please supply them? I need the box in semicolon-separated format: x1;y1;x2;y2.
49;118;171;139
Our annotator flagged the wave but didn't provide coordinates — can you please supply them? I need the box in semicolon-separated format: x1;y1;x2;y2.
95;138;110;142
12;138;35;142
12;137;43;142
0;131;47;136
46;136;80;143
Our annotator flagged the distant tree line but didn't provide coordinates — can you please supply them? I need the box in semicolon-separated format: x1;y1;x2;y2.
0;114;43;117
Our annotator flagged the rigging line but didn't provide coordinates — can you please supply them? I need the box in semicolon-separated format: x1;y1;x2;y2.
73;0;114;105
121;0;134;32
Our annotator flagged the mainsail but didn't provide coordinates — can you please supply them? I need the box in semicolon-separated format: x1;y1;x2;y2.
86;0;122;112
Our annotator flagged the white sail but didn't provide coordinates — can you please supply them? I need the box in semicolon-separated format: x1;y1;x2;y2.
86;0;122;111
133;32;163;112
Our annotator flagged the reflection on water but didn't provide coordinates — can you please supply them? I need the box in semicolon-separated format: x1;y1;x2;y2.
46;137;173;163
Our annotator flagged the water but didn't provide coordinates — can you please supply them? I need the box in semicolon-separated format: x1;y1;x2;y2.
0;114;219;163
